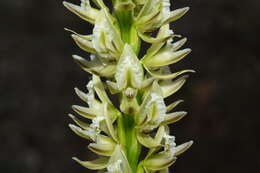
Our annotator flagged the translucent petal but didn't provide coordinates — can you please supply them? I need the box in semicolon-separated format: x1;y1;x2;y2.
161;75;189;98
71;34;96;54
63;1;99;24
161;111;187;125
72;105;98;119
137;126;165;148
175;141;193;156
72;157;109;170
164;7;190;24
143;48;191;68
68;114;89;129
166;100;184;112
104;103;118;142
115;44;143;90
93;75;112;104
146;67;195;80
143;152;176;171
73;55;116;77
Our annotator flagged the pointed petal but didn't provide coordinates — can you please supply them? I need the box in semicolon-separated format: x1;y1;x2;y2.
93;75;112;104
71;34;96;54
72;105;97;119
68;114;89;129
106;80;120;94
144;152;176;171
138;32;174;44
73;55;116;77
104;103;118;142
161;75;189;98
137;126;165;148
63;1;99;24
68;124;92;140
164;7;190;24
171;37;188;52
146;67;195;80
88;135;116;156
72;157;109;170
161;111;187;125
74;87;88;103
143;48;191;68
115;44;143;90
166;100;184;112
175;141;193;156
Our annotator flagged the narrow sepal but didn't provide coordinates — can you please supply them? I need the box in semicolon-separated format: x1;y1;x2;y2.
63;1;99;24
175;140;193;156
166;100;184;112
143;152;177;171
161;75;189;98
72;157;109;170
161;111;187;125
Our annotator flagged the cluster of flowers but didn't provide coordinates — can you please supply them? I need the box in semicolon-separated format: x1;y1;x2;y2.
63;0;194;172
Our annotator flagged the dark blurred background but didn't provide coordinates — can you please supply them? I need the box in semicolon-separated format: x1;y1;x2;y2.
0;0;259;173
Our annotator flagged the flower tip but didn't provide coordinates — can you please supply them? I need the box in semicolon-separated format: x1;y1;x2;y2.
68;113;75;119
62;1;71;8
72;157;79;161
184;7;190;12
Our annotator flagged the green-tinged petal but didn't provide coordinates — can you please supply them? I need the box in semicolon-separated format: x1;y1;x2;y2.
107;145;133;173
143;25;176;59
64;28;92;40
72;105;97;119
104;103;118;142
143;48;191;68
137;126;165;148
88;135;116;156
73;55;116;77
68;124;93;140
161;111;187;125
138;32;174;44
72;157;109;170
92;10;123;59
63;1;99;24
145;67;195;80
171;37;188;52
93;75;112;104
175;141;193;156
136;0;159;20
106;80;120;94
71;34;96;54
161;75;189;98
164;7;190;24
136;81;166;127
115;44;143;90
68;114;89;129
141;77;155;89
143;152;176;171
74;87;88;103
166;100;184;112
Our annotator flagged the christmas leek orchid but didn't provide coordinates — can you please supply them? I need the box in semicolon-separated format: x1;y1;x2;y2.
63;0;194;172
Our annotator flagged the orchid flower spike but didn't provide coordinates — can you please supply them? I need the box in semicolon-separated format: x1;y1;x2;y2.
64;0;194;172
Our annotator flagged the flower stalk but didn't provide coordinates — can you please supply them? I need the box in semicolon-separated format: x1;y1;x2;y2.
63;0;194;172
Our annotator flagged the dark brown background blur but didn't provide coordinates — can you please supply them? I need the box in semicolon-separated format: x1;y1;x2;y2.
1;0;259;173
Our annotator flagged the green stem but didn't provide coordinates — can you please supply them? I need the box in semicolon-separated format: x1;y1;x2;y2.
115;10;141;55
118;114;141;173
